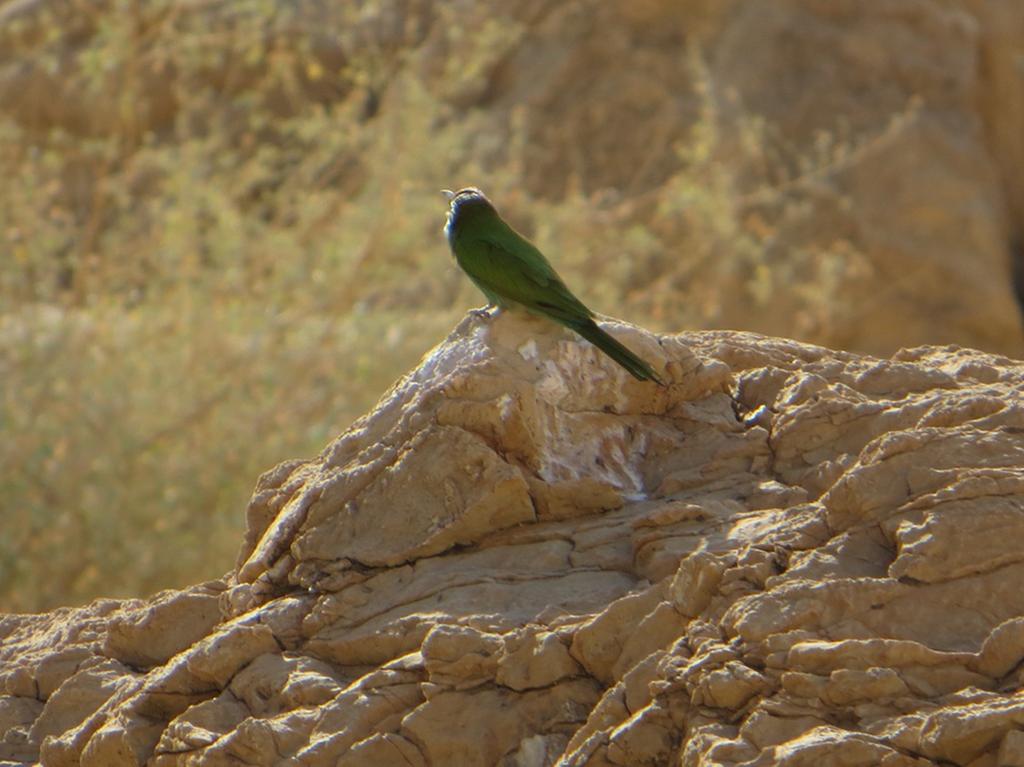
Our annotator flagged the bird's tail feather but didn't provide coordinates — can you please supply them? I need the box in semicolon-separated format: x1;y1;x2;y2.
570;319;664;384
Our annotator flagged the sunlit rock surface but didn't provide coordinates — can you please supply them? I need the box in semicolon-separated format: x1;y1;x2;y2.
4;310;1024;766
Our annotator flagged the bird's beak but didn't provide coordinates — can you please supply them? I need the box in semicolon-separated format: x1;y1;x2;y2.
441;189;455;201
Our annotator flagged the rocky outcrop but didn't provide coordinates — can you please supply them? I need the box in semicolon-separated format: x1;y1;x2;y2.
4;311;1024;765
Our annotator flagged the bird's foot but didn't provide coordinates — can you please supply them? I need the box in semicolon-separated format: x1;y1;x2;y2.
470;305;502;321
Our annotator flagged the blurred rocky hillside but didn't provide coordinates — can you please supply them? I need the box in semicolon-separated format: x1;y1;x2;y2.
3;0;1022;351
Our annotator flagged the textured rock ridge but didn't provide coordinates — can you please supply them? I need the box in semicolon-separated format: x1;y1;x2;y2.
5;311;1024;766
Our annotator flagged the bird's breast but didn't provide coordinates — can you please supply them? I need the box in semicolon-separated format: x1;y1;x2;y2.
444;211;460;253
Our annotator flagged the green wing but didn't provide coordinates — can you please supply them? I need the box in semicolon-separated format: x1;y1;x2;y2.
456;224;593;323
453;213;664;383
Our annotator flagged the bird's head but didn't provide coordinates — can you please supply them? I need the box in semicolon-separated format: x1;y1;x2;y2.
442;187;495;242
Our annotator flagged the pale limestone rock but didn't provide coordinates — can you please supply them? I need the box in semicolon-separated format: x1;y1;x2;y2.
187;622;282;689
606;703;676;765
421;625;503;690
5;314;1024;765
975;618;1024;678
0;695;43;763
697;660;769;710
496;628;581;692
104;589;223;668
152;692;250;756
29;659;136;746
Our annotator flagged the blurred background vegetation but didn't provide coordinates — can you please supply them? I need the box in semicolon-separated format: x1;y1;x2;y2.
2;0;1022;612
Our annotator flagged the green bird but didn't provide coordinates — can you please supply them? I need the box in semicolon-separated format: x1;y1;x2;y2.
443;187;663;384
